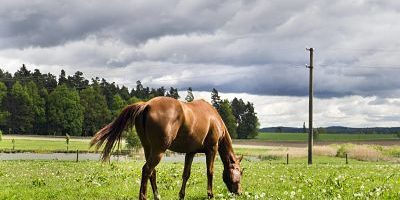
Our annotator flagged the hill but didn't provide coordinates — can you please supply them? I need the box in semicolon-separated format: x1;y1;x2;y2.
260;126;400;134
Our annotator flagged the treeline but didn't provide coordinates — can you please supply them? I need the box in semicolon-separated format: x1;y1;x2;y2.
211;89;259;139
0;65;259;138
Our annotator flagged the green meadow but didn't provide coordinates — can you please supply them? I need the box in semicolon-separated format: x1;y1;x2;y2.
0;158;399;199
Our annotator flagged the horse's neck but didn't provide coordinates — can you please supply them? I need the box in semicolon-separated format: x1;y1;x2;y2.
218;133;236;168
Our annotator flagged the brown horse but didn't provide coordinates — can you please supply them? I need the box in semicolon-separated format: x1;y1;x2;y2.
90;96;242;200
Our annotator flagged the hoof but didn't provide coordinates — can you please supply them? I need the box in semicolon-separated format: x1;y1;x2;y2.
139;194;147;200
208;192;214;199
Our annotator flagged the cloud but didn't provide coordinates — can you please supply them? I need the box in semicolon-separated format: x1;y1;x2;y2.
1;0;400;126
187;91;400;127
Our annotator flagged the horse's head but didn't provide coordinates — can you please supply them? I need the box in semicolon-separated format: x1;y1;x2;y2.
223;155;243;194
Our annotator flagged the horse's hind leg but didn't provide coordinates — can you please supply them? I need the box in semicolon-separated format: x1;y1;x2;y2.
140;151;164;200
179;153;195;200
150;169;161;200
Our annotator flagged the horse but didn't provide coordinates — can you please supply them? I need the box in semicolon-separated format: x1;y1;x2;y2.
90;96;243;200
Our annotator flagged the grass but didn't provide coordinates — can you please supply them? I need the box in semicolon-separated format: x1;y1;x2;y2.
0;158;399;199
0;138;93;153
256;132;400;142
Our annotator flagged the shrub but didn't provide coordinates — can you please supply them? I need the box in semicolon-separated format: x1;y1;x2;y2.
125;128;141;152
336;145;348;157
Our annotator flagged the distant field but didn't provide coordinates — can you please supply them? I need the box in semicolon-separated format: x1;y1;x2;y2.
0;136;99;153
256;132;399;141
0;158;399;199
1;133;399;154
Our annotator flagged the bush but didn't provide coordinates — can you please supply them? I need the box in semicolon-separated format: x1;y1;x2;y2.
336;145;349;157
125;128;141;152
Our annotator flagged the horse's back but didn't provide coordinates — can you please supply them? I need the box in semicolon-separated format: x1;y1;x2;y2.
141;97;224;153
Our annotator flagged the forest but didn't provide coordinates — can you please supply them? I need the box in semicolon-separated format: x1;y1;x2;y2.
0;65;259;139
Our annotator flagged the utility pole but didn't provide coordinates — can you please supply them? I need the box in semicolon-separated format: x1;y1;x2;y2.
306;48;314;165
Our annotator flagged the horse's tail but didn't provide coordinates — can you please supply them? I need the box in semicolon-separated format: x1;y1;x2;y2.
90;102;147;161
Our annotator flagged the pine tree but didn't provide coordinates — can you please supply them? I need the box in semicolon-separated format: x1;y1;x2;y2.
14;64;31;85
67;71;89;89
211;88;221;109
166;87;180;99
119;86;130;101
100;78;119;109
58;70;68;86
185;87;194;102
133;80;150;100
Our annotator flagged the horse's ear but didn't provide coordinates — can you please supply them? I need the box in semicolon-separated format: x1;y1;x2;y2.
237;155;243;163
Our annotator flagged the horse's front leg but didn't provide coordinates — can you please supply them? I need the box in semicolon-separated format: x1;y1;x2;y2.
179;153;195;199
205;147;217;199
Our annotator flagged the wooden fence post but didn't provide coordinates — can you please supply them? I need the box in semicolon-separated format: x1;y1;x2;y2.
76;150;79;162
286;153;289;165
345;153;348;164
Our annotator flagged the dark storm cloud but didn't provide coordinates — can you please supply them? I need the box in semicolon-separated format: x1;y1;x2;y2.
1;0;400;98
0;0;238;48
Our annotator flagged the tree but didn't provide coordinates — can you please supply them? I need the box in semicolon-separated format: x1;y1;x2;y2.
6;81;34;134
303;122;307;133
14;64;31;85
58;70;68;86
185;87;194;102
152;86;166;97
80;86;112;136
211;88;221;109
100;78;119;108
133;80;150;100
218;99;237;138
0;82;9;126
125;128;141;152
67;71;89;89
26;81;46;134
119;86;130;101
47;84;83;136
237;102;259;139
127;96;142;105
42;73;57;92
110;94;126;117
231;97;246;125
166;87;180;99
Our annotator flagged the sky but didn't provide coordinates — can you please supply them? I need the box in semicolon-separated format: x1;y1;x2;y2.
0;0;400;128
